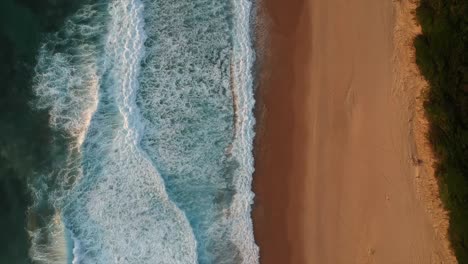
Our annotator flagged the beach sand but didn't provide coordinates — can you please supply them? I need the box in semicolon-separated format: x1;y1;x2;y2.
252;0;456;263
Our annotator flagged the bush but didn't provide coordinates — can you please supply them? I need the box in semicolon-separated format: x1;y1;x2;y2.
415;0;468;262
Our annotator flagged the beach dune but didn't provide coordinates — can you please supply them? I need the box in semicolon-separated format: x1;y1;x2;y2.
253;0;455;263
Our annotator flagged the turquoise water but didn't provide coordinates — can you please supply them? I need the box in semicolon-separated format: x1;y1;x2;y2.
28;0;258;263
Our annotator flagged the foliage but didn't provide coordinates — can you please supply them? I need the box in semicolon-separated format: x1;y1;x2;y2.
415;0;468;262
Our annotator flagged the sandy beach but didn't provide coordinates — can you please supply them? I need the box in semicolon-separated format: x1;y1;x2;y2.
252;0;456;263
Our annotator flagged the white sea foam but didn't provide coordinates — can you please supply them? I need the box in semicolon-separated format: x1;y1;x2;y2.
70;234;81;264
227;0;259;262
70;0;198;262
134;0;258;262
31;0;258;263
32;0;198;263
30;4;105;263
33;5;102;149
28;213;69;264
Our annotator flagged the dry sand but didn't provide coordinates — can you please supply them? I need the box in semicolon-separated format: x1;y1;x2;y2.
252;0;456;263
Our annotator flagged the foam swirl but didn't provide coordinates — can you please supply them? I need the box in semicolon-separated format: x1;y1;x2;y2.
30;0;258;263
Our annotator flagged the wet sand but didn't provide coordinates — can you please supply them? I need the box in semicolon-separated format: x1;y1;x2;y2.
252;0;456;263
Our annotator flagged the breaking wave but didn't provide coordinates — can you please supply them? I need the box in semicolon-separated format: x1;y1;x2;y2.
29;0;258;263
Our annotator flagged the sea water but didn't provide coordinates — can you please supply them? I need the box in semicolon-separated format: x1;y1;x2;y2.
28;0;258;263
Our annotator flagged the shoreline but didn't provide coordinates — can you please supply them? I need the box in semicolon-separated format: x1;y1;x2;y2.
252;0;309;262
252;0;456;262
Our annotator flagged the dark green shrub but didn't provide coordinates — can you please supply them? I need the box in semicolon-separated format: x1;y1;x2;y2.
415;0;468;262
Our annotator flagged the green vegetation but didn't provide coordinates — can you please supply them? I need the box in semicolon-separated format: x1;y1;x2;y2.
414;0;468;262
0;1;83;262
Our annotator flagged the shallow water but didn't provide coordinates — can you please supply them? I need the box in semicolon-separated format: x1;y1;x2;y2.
29;0;258;263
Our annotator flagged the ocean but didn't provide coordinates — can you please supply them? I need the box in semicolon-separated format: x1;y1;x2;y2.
26;0;258;263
